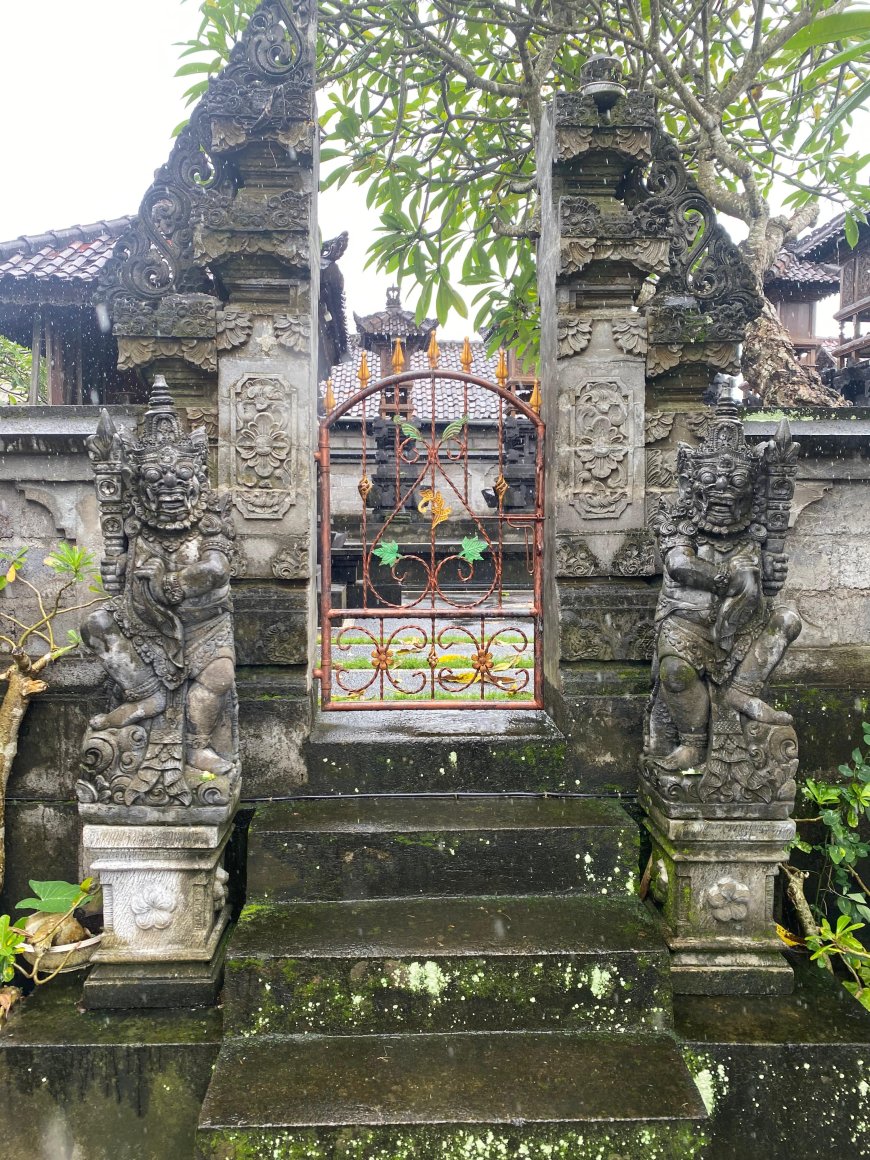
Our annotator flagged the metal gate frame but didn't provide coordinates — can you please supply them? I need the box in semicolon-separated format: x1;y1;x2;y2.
314;359;544;710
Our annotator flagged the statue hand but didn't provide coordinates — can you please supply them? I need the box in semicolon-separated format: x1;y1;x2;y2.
100;558;125;589
763;553;789;586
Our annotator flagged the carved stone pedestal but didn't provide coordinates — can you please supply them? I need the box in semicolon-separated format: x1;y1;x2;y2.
643;798;795;996
82;816;233;1009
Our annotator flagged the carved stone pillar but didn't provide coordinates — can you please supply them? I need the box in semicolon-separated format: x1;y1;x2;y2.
97;0;320;784
538;82;661;770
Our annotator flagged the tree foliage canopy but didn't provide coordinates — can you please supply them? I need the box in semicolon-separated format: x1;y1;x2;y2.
179;1;870;352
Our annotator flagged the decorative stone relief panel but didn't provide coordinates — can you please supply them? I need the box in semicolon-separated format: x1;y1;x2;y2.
612;316;648;357
557;316;593;359
645;411;675;445
272;539;309;579
555;535;601;577
560;586;657;662
646;449;678;492
566;380;633;519
231;374;297;520
611;530;656;576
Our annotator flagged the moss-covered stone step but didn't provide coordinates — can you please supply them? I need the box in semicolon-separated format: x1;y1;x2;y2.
223;895;671;1037
246;795;638;902
302;709;569;794
196;1030;707;1159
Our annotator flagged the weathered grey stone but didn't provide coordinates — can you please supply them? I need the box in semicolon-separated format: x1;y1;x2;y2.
83;817;232;1005
643;801;795;995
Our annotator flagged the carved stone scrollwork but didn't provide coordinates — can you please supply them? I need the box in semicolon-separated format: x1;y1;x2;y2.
646;449;678;492
612;530;655;576
568;380;633;519
557;316;593;358
185;408;219;442
117;338;218;374
114;295;217;338
272;539;309;579
232;374;296;520
98;0;315;308
555;535;601;577
273;313;311;353
612;316;648;357
630;133;763;344
216;309;254;351
554;90;655;163
645;411;676;444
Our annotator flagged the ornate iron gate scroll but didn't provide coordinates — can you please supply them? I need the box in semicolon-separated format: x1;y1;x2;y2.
315;345;544;710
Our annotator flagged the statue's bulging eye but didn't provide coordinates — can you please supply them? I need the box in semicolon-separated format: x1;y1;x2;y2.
143;468;161;483
732;472;748;488
177;467;193;481
698;470;716;485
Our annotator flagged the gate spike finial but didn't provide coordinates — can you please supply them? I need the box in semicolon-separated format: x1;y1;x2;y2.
460;337;473;374
529;378;542;414
496;347;508;388
358;350;371;390
427;330;441;370
391;337;406;375
324;377;336;412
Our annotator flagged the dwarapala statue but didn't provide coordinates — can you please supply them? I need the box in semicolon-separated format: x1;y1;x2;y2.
76;377;240;812
642;384;801;811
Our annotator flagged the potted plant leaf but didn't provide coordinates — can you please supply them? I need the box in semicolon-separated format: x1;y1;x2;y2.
14;877;101;978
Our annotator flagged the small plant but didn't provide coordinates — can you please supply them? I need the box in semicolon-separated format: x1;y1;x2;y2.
0;543;104;892
0;877;100;1023
787;721;870;1009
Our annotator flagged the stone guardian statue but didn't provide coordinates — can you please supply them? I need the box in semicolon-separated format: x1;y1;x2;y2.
642;383;801;813
76;377;240;812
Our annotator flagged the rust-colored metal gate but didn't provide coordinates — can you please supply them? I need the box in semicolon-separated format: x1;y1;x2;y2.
315;342;544;710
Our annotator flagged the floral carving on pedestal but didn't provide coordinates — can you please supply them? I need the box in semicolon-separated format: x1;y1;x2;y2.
705;877;750;923
569;381;631;519
232;375;296;520
131;886;178;931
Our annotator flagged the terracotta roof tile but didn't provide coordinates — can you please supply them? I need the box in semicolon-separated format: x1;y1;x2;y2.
0;217;134;283
323;338;508;421
764;247;840;292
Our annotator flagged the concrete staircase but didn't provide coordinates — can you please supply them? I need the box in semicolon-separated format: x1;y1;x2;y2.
197;714;707;1159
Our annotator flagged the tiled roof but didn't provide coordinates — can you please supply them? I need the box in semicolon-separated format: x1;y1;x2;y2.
792;213;847;261
764;247;840;292
323;338;506;420
0;218;134;283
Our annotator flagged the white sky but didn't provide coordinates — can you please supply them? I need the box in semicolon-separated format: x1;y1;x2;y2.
0;1;848;339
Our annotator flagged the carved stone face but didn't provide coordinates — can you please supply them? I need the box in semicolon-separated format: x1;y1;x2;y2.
690;453;755;534
133;447;208;530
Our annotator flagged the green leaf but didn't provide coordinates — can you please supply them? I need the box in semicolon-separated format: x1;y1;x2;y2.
458;536;487;564
372;541;403;568
782;10;870;55
392;415;423;442
15;879;94;915
442;414;469;443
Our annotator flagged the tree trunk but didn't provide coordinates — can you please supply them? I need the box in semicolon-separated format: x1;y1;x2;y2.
742;297;843;408
0;661;47;895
